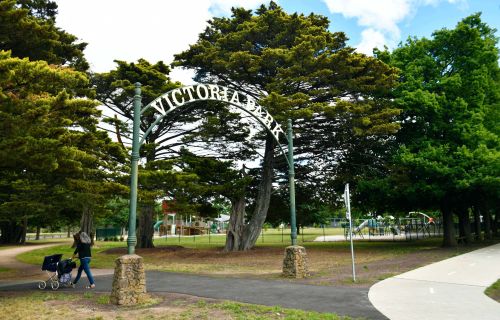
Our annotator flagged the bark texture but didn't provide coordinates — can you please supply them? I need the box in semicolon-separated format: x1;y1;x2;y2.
136;205;155;248
223;195;246;252
493;212;498;237
80;206;95;245
441;202;457;247
0;221;24;244
458;209;473;244
484;209;492;240
239;134;275;251
473;207;482;241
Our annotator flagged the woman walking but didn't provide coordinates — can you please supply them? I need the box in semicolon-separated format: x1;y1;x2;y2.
71;231;95;289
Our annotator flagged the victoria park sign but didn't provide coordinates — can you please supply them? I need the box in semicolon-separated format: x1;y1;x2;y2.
140;83;286;144
126;83;298;255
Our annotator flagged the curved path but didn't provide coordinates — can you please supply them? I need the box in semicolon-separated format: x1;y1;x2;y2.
0;243;61;277
0;245;386;319
369;243;500;320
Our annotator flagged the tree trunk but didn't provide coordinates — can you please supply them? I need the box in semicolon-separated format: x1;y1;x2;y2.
240;134;275;251
67;225;71;238
20;216;27;244
473;207;482;241
484;209;492;240
458;209;473;244
223;195;246;252
492;212;498;237
36;225;41;240
441;203;457;247
136;205;155;248
0;221;24;244
80;206;95;246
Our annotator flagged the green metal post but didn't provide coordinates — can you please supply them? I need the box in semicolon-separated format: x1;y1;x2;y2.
127;83;142;255
287;119;297;246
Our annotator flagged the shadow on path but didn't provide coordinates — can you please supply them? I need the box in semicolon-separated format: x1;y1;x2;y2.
0;271;386;319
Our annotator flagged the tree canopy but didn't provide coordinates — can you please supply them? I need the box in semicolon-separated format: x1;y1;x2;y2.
174;1;400;250
0;0;88;71
358;13;500;245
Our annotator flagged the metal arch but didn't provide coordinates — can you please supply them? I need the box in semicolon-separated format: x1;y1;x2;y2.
137;85;291;166
126;83;298;255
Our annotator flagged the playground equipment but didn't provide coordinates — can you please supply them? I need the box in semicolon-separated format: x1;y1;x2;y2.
406;211;435;237
343;216;401;240
158;214;209;236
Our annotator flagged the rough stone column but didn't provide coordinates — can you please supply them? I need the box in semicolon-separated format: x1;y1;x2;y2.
282;245;309;278
110;254;146;305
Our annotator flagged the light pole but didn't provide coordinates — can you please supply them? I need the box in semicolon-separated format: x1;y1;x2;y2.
287;119;297;246
127;83;142;255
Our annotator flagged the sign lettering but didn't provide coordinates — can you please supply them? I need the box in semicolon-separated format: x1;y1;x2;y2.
142;84;286;143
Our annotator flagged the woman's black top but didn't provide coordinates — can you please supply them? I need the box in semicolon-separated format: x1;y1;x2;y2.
74;242;92;258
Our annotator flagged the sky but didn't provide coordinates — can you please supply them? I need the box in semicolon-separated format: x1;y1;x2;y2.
54;0;500;84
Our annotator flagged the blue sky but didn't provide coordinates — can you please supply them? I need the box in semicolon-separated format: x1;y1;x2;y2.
281;0;500;54
54;0;500;83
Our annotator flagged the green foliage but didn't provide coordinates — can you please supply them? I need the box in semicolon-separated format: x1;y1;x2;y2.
360;14;500;217
0;0;88;71
0;51;126;243
174;2;400;231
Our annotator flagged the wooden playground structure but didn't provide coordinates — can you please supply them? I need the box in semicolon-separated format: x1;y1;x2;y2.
156;200;220;236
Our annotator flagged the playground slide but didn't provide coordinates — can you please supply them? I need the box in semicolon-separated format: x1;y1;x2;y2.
354;219;369;233
153;220;163;231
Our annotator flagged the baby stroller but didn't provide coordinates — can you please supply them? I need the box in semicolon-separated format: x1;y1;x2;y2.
38;254;76;290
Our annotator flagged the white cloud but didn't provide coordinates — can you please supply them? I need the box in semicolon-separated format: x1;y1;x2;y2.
356;29;387;55
54;0;267;83
323;0;411;37
321;0;467;55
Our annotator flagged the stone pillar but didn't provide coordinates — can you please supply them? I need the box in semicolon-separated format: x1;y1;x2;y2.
110;254;146;305
282;245;309;278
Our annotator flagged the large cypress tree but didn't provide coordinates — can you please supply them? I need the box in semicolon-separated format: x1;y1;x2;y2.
0;51;125;243
174;2;399;250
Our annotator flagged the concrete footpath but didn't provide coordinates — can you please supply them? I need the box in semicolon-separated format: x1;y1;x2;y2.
0;271;386;319
369;242;500;320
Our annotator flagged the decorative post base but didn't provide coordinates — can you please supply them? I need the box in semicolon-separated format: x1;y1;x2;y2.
110;254;146;305
282;245;309;278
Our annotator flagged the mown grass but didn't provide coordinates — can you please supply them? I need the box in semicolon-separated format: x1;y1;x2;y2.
15;229;496;287
16;240;124;269
0;291;355;320
485;278;500;303
185;300;357;320
154;227;345;248
17;230;459;271
0;292;78;320
16;228;343;267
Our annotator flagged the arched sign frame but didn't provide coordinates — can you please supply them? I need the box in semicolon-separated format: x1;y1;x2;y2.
126;83;297;254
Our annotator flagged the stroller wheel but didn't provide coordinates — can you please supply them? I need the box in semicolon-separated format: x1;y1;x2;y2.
38;281;47;290
50;280;59;290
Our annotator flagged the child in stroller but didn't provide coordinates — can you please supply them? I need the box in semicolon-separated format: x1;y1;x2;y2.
38;254;76;290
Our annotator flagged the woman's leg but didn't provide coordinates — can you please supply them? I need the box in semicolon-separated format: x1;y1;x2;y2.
81;258;95;285
73;263;84;284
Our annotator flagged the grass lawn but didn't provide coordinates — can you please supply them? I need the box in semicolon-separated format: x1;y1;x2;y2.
16;228;498;287
0;291;355;320
485;279;500;303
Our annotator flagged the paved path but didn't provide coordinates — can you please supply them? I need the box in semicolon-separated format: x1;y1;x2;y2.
369;243;500;320
0;245;386;319
0;272;386;319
